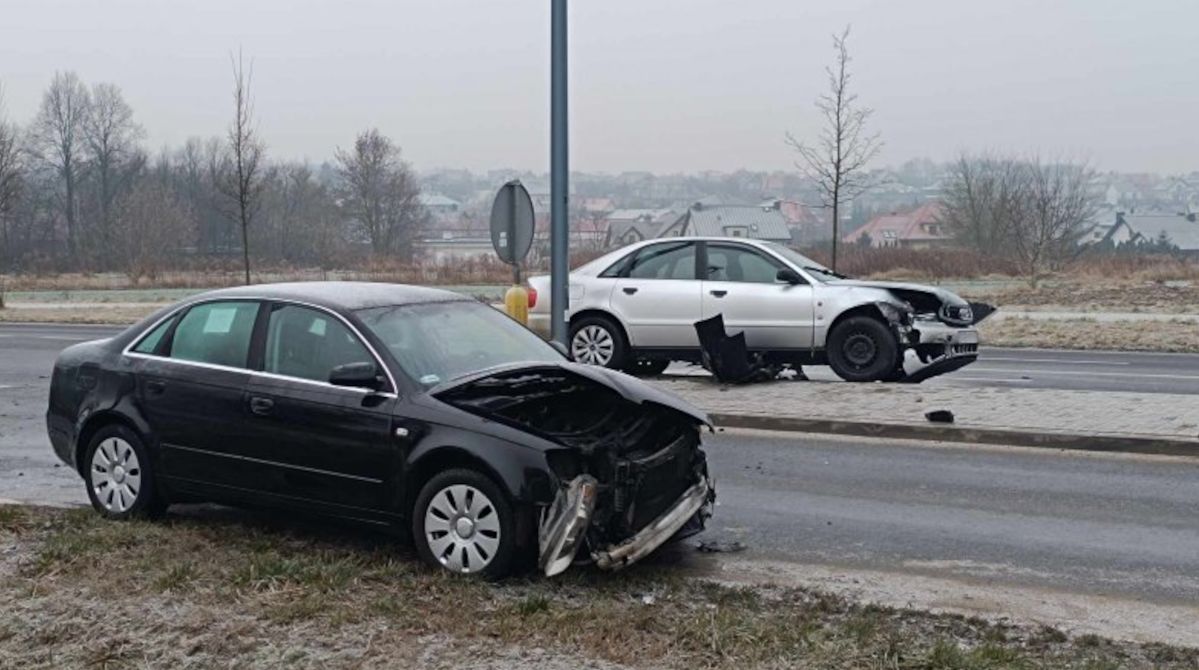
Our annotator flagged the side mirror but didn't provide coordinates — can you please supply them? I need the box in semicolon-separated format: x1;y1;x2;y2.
549;340;572;361
329;361;384;391
776;268;803;285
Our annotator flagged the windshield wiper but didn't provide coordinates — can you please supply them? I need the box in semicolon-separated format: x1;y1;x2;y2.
805;266;848;280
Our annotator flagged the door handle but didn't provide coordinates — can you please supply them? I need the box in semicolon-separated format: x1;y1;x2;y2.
622;287;638;295
145;380;166;395
249;396;275;416
710;290;728;298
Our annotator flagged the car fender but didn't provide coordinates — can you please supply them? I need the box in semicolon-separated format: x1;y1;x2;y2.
814;286;907;346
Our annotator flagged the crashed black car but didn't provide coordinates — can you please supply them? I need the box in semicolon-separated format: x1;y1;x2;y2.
46;282;714;578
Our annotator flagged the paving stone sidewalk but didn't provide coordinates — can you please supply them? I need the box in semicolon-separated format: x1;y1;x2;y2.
648;376;1199;444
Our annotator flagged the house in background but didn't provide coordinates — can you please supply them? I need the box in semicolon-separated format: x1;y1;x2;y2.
603;208;677;247
418;193;462;221
1102;211;1199;255
657;202;792;242
842;202;952;249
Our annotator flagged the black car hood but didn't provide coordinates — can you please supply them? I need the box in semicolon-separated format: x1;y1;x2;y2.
429;361;711;427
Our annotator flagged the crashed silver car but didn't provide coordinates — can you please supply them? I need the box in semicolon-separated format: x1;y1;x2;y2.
528;237;994;382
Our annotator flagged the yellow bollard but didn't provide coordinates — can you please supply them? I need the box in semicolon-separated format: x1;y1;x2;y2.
504;285;529;326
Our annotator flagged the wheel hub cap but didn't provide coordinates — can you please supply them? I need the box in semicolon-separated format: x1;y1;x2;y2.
89;437;142;513
424;484;501;574
572;325;614;366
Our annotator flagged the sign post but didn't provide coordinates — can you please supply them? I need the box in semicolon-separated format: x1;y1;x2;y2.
549;0;569;346
489;180;535;324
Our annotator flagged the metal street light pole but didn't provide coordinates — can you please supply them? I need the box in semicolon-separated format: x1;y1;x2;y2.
549;0;569;347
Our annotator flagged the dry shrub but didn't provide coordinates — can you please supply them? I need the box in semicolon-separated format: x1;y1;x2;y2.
802;246;1017;279
1065;253;1199;283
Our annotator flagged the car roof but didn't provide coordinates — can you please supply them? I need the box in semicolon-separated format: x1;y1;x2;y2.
196;281;469;312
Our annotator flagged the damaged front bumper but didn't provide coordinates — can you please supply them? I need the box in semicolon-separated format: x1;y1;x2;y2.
894;320;981;383
539;475;714;577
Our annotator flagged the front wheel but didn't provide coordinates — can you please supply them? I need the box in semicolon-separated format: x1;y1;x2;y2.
413;469;519;579
826;316;900;382
84;425;167;519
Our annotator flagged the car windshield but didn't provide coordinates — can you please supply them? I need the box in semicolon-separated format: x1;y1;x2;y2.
762;243;847;281
356;301;563;388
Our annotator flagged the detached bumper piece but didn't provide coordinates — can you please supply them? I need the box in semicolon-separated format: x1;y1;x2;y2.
594;477;713;571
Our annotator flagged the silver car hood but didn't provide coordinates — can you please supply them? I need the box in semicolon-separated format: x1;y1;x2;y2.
823;279;970;307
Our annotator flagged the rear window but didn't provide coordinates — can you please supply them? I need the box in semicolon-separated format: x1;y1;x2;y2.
168;301;260;369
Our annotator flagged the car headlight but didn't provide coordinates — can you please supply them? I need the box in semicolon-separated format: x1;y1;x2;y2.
939;304;973;324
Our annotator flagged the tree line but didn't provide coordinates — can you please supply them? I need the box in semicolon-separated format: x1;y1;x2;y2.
0;64;427;282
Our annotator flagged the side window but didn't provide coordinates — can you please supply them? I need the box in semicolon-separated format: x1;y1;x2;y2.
264;305;374;384
168;301;259;368
599;252;632;278
131;314;178;355
707;246;786;283
626;243;696;280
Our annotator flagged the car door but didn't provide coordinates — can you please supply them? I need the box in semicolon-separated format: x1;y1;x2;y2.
608;241;702;348
700;243;815;350
130;300;267;493
243;302;400;513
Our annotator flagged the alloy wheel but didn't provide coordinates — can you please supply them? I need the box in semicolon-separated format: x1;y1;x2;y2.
424;484;502;574
90;437;142;513
571;325;615;366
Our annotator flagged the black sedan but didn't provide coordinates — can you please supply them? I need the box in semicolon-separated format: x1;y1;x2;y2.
46;282;714;578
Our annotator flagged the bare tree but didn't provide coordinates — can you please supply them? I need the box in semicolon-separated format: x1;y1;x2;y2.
219;51;265;285
335;128;424;258
28;71;90;267
786;26;882;271
0;84;24;274
941;154;1096;286
1013;158;1097;285
115;175;189;283
84;83;145;264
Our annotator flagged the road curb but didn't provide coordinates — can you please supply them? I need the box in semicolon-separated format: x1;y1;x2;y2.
709;412;1199;458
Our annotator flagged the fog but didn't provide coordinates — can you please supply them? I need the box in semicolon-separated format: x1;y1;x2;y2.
2;0;1195;173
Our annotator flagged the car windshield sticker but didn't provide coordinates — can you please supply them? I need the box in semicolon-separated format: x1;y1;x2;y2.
420;374;440;385
202;306;238;334
308;318;327;337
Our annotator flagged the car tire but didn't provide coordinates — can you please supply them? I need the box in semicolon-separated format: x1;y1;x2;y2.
569;315;628;370
625;358;670;377
83;424;167;520
413;468;519;579
827;316;900;382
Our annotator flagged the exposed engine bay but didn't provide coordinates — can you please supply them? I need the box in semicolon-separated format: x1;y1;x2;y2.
436;365;714;576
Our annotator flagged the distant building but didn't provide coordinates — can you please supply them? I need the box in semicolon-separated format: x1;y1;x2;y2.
1102;211;1199;254
603;208;677;247
842;202;952;249
657;202;792;243
419;193;462;221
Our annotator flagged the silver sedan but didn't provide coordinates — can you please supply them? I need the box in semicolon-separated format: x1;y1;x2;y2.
528;237;988;382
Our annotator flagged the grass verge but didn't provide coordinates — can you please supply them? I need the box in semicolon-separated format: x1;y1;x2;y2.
2;505;1194;669
980;317;1199;353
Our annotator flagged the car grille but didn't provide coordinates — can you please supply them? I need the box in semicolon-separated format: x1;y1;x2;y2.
951;342;978;355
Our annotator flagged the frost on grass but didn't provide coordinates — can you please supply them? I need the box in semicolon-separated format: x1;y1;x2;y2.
1;505;1196;669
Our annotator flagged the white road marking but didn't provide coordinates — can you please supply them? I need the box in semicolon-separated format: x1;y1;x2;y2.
949;376;1031;384
969;367;1199;381
981;357;1131;366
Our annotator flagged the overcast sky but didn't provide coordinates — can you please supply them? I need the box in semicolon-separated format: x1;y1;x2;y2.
1;0;1195;174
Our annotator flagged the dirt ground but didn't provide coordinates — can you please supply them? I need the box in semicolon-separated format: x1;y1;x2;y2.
2;504;1195;669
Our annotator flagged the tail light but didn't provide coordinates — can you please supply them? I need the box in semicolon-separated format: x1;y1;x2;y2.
527;286;538;309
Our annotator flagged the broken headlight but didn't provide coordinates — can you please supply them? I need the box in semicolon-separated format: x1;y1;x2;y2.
938;303;973;325
538;475;597;577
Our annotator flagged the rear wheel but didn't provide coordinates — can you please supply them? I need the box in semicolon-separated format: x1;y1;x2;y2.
413;469;518;579
826;316;900;382
569;315;628;370
84;425;167;520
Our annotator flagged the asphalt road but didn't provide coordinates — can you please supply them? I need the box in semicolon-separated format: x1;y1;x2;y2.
2;322;1198;608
